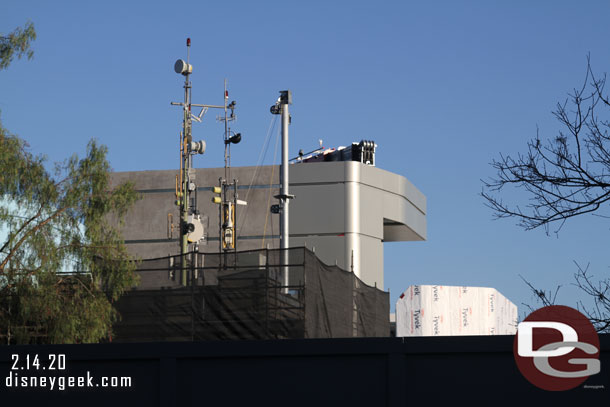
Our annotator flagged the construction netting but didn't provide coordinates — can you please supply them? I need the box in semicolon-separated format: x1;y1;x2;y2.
113;247;389;342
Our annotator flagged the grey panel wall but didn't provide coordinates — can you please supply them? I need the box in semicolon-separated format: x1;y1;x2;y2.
110;166;281;260
111;161;426;289
290;161;426;288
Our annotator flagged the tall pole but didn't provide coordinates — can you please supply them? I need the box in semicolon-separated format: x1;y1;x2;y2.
271;90;293;291
172;38;217;286
280;99;290;253
180;40;192;286
224;79;229;182
280;95;291;290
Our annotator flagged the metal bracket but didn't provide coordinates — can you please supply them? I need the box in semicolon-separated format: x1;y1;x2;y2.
167;213;174;239
274;193;295;200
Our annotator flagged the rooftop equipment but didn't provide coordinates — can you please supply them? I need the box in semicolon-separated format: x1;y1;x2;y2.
295;140;377;166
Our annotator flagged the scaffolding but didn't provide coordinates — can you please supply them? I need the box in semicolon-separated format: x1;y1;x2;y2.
113;248;389;342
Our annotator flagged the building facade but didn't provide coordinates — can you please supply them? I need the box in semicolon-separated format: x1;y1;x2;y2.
111;160;426;289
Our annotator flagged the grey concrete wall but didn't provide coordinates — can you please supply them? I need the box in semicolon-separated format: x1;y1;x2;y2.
110;161;426;289
110;165;280;260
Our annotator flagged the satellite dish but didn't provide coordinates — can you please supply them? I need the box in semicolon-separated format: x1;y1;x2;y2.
187;215;205;243
189;140;206;154
174;59;193;75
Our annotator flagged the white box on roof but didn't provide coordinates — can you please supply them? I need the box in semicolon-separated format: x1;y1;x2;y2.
395;285;517;337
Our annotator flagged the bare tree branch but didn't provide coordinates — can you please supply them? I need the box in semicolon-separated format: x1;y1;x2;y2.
482;57;610;233
485;57;610;332
573;261;610;332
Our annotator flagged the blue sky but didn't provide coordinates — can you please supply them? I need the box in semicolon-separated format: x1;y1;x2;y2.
2;1;610;318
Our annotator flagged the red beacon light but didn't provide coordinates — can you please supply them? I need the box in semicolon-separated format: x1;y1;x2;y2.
174;38;193;75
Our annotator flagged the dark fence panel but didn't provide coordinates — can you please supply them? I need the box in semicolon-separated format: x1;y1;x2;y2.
115;248;389;341
1;335;608;406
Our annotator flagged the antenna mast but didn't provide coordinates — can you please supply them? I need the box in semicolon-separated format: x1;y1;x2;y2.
171;40;245;281
171;38;225;285
216;80;243;257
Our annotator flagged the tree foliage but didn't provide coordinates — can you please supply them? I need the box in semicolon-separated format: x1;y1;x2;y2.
0;21;36;71
482;57;610;332
0;23;139;344
0;128;139;344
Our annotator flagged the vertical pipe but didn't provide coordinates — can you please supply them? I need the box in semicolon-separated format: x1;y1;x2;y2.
280;101;290;290
181;44;191;287
280;102;290;251
344;168;361;280
224;79;228;182
233;180;238;256
190;251;195;340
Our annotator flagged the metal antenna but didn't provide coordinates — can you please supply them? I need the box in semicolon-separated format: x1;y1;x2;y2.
217;79;238;182
171;38;226;285
216;80;242;258
224;80;228;180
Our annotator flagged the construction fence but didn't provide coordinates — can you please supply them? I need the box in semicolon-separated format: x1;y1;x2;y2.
113;247;389;341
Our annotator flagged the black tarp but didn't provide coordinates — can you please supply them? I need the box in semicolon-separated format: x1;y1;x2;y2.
113;247;389;342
